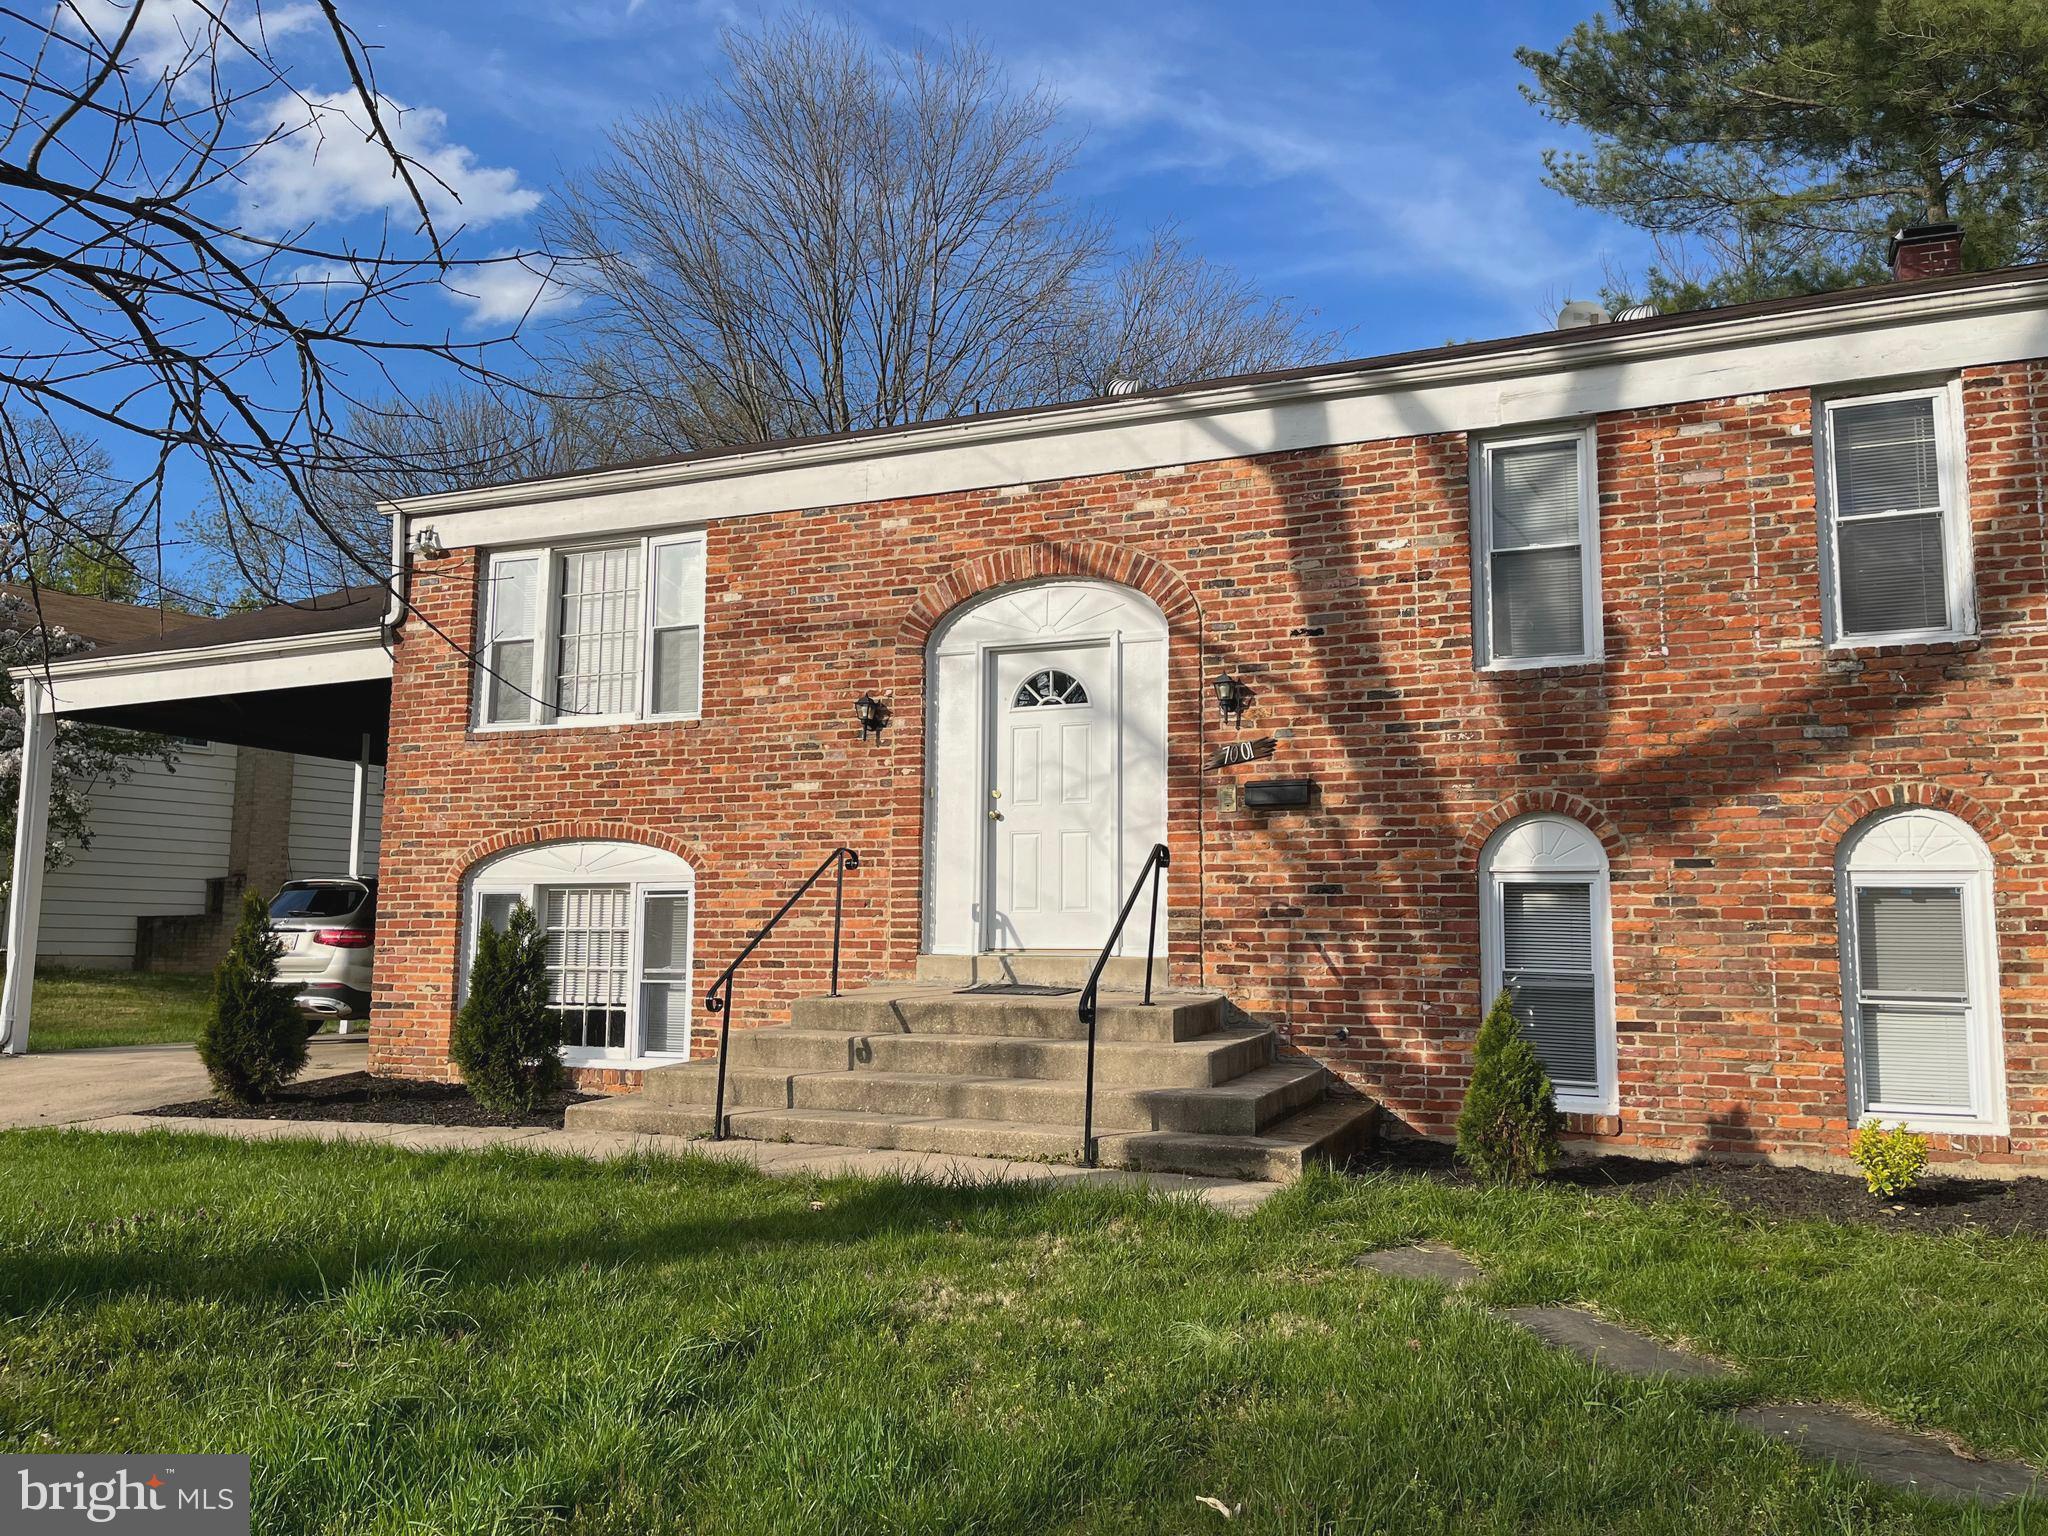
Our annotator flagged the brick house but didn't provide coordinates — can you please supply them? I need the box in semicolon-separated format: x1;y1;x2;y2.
10;228;2048;1175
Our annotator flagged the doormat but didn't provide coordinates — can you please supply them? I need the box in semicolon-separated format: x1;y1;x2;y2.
959;983;1079;997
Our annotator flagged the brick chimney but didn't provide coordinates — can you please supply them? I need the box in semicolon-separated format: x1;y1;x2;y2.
1887;222;1964;282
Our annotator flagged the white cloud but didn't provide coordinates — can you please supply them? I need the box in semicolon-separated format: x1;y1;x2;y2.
66;0;319;79
1032;29;1598;301
443;251;580;327
238;90;540;236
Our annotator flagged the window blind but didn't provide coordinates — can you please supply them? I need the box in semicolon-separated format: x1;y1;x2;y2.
1830;396;1951;637
1488;440;1585;660
544;885;631;1050
639;892;693;1055
1833;398;1942;516
1500;880;1598;1095
1855;884;1972;1111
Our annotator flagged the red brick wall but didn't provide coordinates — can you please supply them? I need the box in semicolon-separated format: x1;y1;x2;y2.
369;363;2048;1168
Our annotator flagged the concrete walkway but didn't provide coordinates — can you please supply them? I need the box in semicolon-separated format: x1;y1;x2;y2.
0;1036;369;1129
0;1041;1276;1213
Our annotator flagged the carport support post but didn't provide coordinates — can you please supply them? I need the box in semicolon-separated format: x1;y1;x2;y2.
1;676;56;1054
347;732;370;880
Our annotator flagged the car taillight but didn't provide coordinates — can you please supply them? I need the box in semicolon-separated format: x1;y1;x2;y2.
313;928;373;948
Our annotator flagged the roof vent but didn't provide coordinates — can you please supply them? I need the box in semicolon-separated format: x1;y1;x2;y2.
1106;376;1148;397
1614;303;1659;322
1555;299;1611;330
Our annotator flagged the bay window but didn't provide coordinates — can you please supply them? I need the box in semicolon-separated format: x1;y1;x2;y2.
477;531;707;727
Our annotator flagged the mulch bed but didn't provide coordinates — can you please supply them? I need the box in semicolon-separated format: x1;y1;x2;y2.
1349;1135;2048;1238
148;1071;597;1131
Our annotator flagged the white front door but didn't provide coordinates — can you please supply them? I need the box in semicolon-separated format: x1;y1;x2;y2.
987;644;1114;950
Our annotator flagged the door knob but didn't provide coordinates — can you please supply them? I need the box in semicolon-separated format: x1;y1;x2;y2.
987;810;1004;821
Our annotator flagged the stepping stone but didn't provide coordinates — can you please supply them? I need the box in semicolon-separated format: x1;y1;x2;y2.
1736;1404;2042;1507
1353;1244;1483;1288
1505;1306;1735;1380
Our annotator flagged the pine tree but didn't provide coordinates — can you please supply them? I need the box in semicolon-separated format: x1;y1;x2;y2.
451;900;562;1117
198;889;308;1104
1521;0;2048;310
1456;989;1563;1185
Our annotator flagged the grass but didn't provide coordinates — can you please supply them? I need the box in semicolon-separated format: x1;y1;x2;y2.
1;1131;2043;1535
13;967;213;1050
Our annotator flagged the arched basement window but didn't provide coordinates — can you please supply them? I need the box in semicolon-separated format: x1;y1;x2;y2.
1837;808;2005;1131
464;841;696;1065
1479;814;1616;1115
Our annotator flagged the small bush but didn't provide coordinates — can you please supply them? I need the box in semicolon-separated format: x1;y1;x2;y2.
1456;988;1563;1185
197;889;308;1104
1849;1118;1931;1198
451;900;562;1117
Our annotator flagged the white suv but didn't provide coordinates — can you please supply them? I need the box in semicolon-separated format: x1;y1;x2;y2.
268;878;376;1029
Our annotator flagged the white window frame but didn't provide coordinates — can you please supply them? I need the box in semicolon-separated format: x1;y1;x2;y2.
461;842;698;1068
1478;813;1617;1116
1814;379;1975;649
1836;807;2006;1134
475;529;708;731
1470;423;1602;670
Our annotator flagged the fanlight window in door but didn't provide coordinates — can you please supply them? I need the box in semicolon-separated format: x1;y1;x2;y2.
1012;669;1090;708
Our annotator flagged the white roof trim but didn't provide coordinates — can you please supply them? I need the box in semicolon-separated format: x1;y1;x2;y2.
383;274;2048;552
13;625;390;715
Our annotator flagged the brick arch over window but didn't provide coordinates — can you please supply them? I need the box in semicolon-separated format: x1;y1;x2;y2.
447;821;706;881
895;540;1201;650
1461;792;1624;869
880;539;1208;985
1820;784;2014;857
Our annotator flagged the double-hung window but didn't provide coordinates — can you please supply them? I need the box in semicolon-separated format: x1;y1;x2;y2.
477;531;707;727
1838;808;2004;1131
1472;426;1600;668
1817;384;1972;645
1479;814;1616;1114
469;841;698;1063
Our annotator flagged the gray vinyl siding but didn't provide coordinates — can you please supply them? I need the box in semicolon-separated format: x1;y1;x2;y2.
288;756;384;878
7;746;384;967
32;742;238;965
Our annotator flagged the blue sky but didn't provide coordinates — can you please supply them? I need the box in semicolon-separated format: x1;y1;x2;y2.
314;0;1644;355
54;0;1657;596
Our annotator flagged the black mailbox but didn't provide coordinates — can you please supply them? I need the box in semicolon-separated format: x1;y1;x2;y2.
1243;777;1314;811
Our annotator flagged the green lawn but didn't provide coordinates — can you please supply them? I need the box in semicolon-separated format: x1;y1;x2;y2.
0;1133;2041;1534
13;967;213;1050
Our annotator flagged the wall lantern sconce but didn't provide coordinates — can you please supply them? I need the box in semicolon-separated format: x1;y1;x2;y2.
854;692;888;742
1212;673;1248;725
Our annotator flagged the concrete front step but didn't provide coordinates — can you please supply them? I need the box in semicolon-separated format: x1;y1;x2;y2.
789;983;1221;1042
627;1058;1326;1135
561;1094;1377;1181
714;1024;1272;1086
915;952;1165;989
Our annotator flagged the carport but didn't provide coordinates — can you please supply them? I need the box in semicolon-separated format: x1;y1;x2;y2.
1;587;393;1053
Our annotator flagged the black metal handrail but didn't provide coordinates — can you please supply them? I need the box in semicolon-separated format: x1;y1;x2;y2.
703;847;859;1139
1076;843;1170;1167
